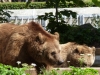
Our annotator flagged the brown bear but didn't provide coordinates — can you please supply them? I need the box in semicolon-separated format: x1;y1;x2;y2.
0;21;63;73
56;42;96;67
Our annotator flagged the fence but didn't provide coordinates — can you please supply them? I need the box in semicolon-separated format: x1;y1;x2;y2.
8;7;100;29
9;14;100;29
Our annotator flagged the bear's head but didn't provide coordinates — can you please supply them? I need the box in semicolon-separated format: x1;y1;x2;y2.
28;32;63;67
59;42;96;67
67;44;96;67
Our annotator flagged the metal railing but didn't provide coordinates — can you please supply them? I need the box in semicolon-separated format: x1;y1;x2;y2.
9;14;100;28
7;7;100;28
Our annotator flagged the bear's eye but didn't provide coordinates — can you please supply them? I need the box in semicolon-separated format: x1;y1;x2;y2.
74;49;79;53
51;52;56;55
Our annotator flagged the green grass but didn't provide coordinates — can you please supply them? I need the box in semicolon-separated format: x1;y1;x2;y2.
38;66;99;75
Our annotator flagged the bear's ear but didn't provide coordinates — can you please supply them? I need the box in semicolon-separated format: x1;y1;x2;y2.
92;46;96;51
54;32;59;40
37;33;45;44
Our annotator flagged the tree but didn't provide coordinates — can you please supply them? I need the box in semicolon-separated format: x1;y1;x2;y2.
38;0;86;33
92;0;100;6
46;0;85;23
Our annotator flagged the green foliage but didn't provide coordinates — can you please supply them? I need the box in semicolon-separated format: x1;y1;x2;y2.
59;26;96;44
38;0;100;46
65;0;86;7
46;0;95;7
46;0;67;8
0;1;95;9
60;25;100;46
0;2;46;9
92;0;100;6
0;8;11;23
38;10;100;45
0;63;30;75
83;0;94;7
38;67;99;75
38;10;77;33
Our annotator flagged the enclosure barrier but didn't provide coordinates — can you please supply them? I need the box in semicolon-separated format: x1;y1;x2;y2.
9;14;100;29
7;7;100;29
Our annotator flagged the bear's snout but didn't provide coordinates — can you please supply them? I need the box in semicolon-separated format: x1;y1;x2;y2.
57;60;64;65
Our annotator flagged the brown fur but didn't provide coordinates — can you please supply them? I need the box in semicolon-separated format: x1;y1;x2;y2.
0;21;63;73
56;42;96;67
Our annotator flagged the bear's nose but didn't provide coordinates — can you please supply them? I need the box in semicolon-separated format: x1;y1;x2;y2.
57;60;64;65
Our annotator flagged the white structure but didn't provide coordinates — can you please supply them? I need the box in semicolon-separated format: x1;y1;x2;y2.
7;7;100;28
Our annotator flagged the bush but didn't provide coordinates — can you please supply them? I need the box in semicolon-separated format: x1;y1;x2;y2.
0;63;30;75
0;2;46;9
59;25;100;47
38;10;100;47
0;62;37;75
39;66;99;75
0;1;95;9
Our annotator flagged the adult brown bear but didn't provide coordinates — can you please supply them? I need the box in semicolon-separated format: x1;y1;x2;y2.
0;21;63;73
57;42;96;67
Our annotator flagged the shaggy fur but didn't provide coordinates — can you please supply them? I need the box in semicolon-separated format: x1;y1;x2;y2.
56;42;96;67
0;21;63;73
